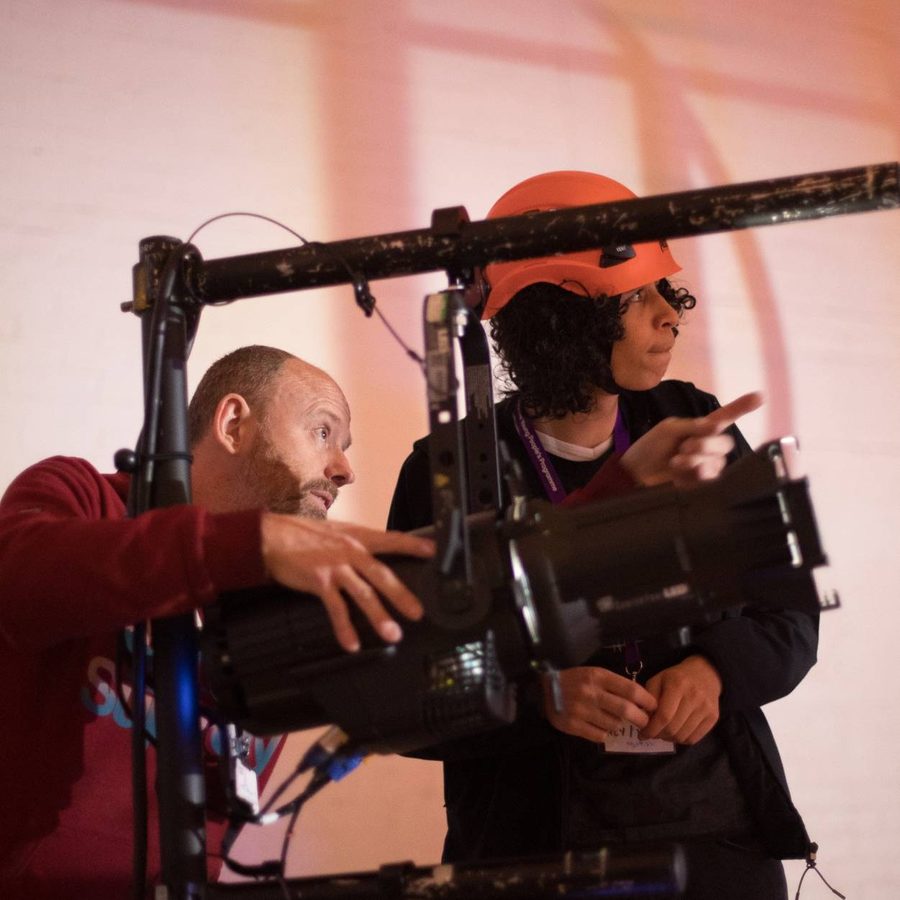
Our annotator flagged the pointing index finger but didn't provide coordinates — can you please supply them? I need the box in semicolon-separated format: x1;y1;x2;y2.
703;391;764;435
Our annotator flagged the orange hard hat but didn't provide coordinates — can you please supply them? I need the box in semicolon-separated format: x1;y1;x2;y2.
481;170;681;319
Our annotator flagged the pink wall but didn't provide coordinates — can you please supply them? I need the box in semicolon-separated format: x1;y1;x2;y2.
1;0;898;894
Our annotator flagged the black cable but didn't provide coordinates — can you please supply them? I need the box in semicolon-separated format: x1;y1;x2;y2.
277;803;302;900
373;303;426;370
183;211;308;247
258;770;304;817
181;211;426;369
130;621;148;900
114;631;158;747
275;770;330;882
220;769;330;881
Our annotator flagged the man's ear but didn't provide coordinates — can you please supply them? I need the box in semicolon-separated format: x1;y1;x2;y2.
211;393;256;455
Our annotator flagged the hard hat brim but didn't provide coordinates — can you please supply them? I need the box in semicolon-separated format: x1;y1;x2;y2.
481;242;682;319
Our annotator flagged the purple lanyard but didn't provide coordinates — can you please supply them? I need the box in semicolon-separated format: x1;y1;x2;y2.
512;398;630;505
513;400;644;676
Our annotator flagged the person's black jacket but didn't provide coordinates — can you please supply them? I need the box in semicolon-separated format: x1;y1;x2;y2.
388;381;818;862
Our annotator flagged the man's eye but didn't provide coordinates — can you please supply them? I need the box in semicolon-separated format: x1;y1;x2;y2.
315;426;329;441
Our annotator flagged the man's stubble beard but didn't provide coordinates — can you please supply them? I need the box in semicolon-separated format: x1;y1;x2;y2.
245;430;337;520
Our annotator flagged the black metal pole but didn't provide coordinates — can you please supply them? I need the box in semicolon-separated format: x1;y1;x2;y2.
133;238;207;898
150;300;207;896
188;162;898;305
204;843;686;899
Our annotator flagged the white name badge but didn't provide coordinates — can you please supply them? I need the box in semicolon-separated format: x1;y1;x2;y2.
603;723;675;755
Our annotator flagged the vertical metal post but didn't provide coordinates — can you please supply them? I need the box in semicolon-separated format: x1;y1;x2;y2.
134;238;207;898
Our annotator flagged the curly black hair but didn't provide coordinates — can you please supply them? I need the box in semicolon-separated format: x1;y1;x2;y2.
489;279;696;419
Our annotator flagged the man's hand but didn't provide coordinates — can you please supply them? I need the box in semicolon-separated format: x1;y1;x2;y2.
541;666;657;743
621;392;763;487
640;655;722;745
259;512;434;652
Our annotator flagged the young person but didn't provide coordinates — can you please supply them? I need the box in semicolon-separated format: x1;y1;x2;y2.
388;172;817;900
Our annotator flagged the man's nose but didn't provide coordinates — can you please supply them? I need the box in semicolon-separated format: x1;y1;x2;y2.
327;449;355;487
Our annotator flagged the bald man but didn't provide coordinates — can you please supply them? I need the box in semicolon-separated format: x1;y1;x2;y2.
0;345;433;898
